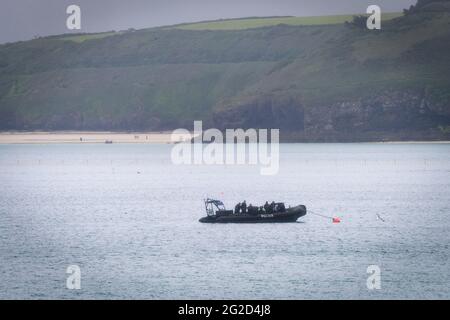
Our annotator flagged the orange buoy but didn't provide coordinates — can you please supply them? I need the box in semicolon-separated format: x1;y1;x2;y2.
332;217;341;223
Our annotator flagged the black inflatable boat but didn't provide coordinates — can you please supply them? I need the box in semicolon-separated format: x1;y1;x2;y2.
199;199;306;223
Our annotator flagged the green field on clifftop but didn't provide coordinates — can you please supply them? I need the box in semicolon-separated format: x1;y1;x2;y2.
174;13;402;30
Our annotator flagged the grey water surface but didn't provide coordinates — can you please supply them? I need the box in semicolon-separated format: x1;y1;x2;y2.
0;143;449;299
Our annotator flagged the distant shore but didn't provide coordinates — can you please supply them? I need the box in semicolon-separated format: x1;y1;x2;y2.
0;131;449;144
0;131;192;144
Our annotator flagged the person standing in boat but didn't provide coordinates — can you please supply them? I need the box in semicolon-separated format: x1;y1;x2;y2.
235;202;241;214
264;201;270;213
241;201;247;214
270;201;276;213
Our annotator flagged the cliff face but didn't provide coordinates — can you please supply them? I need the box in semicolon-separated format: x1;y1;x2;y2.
0;5;449;141
212;94;305;131
212;89;450;141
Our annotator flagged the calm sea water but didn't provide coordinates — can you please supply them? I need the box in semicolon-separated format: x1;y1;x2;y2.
0;143;449;299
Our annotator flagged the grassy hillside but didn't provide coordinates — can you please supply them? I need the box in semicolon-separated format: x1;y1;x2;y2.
174;13;402;30
0;2;449;141
59;32;118;43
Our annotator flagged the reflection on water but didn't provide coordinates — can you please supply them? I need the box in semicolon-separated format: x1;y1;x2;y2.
0;143;449;299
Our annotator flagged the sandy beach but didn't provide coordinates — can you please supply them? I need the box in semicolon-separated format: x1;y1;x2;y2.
0;131;448;144
0;131;193;144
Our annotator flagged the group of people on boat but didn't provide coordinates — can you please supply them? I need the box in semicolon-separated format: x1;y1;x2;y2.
234;201;286;215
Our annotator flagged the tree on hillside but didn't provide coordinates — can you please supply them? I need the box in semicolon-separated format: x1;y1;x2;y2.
403;0;450;15
346;15;367;28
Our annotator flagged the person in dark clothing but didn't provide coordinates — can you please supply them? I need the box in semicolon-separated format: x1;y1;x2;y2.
235;202;241;214
270;201;276;213
264;201;270;213
241;201;247;214
279;202;286;212
248;204;256;215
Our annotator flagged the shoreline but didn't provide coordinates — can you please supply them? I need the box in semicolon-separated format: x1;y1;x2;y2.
0;131;449;144
0;131;190;144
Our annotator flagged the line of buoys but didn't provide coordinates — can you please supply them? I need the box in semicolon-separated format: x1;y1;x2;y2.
309;210;341;223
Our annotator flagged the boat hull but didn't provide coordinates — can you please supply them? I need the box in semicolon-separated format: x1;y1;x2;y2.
199;205;306;223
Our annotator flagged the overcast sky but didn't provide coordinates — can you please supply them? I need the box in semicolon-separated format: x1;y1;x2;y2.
0;0;416;43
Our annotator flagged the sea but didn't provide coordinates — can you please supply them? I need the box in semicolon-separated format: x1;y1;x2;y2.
0;143;449;299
